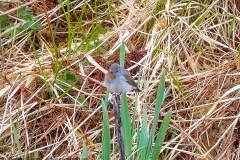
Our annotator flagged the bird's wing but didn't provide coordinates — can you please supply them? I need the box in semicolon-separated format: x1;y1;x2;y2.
122;71;138;88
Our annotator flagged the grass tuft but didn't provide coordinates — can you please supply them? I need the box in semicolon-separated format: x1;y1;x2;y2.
1;0;240;159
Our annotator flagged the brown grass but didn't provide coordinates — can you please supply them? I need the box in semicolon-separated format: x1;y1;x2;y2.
0;0;240;159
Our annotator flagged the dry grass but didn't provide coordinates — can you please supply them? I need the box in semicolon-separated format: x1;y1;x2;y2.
0;0;240;159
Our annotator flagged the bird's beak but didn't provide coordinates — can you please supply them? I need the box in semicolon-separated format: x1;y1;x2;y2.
108;72;115;79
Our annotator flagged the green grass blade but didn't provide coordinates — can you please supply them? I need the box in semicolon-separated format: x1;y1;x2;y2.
33;151;38;159
120;93;132;157
104;90;109;105
187;38;206;55
138;108;149;160
228;17;235;38
151;111;172;160
82;140;88;159
120;40;125;67
161;64;183;93
131;93;138;137
102;99;111;160
146;73;166;158
54;84;73;104
119;38;132;157
10;117;24;160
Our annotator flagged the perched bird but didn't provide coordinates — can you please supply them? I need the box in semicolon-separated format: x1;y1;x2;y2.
104;63;140;93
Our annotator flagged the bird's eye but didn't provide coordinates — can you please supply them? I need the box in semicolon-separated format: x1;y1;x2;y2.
116;70;118;73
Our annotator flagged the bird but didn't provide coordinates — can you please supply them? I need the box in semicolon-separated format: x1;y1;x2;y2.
104;63;140;93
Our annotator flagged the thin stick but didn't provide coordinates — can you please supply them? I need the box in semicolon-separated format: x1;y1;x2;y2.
112;94;125;160
0;0;38;16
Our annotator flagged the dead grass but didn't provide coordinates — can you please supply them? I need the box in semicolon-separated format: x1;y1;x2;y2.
0;0;240;159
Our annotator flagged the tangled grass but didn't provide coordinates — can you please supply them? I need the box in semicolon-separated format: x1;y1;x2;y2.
0;0;240;159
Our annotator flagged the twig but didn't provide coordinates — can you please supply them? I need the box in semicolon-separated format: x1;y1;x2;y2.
112;94;125;160
0;0;38;16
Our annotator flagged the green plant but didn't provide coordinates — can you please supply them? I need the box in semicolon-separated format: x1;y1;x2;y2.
82;141;88;159
3;6;41;37
78;95;89;107
58;71;78;87
18;7;41;31
10;116;24;160
0;15;10;30
54;71;79;103
80;24;110;55
102;91;110;160
102;41;172;159
135;72;172;160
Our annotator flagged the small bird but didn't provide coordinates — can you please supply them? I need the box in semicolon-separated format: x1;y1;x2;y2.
104;63;140;93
